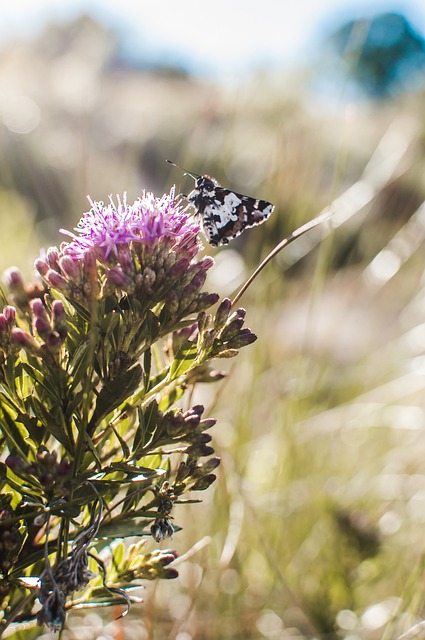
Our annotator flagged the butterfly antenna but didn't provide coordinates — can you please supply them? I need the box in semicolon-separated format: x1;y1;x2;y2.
166;159;200;180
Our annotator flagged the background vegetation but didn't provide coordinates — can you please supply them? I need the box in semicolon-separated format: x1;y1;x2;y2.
2;9;425;640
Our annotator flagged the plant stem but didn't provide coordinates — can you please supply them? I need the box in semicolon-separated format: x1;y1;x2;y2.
231;210;331;309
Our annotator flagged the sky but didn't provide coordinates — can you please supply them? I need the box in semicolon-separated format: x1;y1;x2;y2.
2;0;425;78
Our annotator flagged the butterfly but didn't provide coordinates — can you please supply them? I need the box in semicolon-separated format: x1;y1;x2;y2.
167;160;274;246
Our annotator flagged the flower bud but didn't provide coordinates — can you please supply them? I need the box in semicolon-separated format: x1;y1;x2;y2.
190;474;217;491
34;258;49;276
157;549;179;566
56;459;72;476
228;328;257;349
11;328;40;353
117;245;135;274
106;266;129;288
31;298;48;318
168;258;190;280
34;316;52;340
5;454;26;473
233;307;246;320
199;418;217;430
3;306;16;325
192;457;221;477
4;267;24;291
220;317;245;342
198;256;215;271
46;247;60;269
165;290;179;314
197;311;208;333
81;251;100;300
51;301;67;339
187;444;215;458
197;292;220;311
31;299;51;341
83;250;97;276
45;331;62;353
214;298;232;330
163;568;179;579
142;267;156;288
59;255;80;281
39;472;53;487
201;329;215;352
46;270;69;292
51;300;65;321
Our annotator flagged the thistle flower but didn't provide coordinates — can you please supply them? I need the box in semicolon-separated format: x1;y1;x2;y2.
60;189;200;261
35;190;218;325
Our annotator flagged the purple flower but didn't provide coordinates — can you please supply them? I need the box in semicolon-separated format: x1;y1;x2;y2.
60;189;200;261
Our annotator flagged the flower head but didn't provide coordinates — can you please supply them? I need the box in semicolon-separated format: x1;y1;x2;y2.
36;188;215;317
61;189;200;261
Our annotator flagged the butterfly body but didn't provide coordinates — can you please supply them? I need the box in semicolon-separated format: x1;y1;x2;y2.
187;175;274;246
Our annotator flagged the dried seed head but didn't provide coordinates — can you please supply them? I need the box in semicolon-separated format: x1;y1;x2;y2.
150;518;174;543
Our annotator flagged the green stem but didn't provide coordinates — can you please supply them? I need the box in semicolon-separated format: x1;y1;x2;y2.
231;210;331;309
71;302;99;484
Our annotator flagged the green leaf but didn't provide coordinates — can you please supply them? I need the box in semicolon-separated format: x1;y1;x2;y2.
111;424;131;459
30;397;73;452
21;362;63;405
107;462;162;479
0;404;31;460
158;386;185;411
98;518;152;539
10;541;57;577
3;356;18;396
66;388;85;420
0;386;23;416
17;413;43;447
136;309;160;346
100;309;121;336
89;365;143;430
168;340;198;379
143;348;151;392
68;298;92;324
0;463;42;499
132;401;159;456
111;540;125;569
49;500;81;519
146;309;160;339
68;337;97;391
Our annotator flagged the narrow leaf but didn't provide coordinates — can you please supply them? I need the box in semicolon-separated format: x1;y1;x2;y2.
168;340;198;379
89;365;143;430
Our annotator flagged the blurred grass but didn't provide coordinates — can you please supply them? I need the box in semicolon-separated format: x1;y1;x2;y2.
4;13;425;640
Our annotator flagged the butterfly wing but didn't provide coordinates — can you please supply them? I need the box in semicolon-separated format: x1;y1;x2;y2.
200;189;274;246
187;175;274;246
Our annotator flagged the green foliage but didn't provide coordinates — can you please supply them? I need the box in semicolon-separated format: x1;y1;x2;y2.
0;216;259;636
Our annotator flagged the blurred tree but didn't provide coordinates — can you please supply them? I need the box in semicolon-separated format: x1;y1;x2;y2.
330;12;425;97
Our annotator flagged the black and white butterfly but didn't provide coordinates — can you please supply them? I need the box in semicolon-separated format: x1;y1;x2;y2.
167;160;274;246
